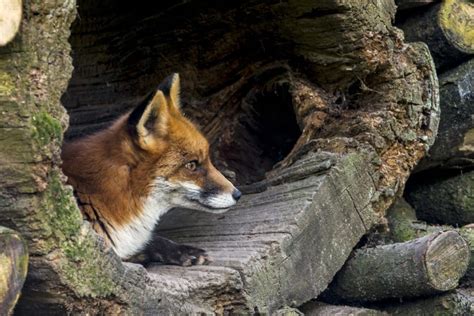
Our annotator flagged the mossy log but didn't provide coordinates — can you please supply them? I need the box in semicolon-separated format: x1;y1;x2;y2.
1;0;439;313
0;226;28;315
405;170;474;226
327;231;470;302
300;301;386;316
397;0;473;71
382;288;474;315
417;58;474;171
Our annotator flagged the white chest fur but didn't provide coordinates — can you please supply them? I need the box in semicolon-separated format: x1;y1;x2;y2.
110;179;174;259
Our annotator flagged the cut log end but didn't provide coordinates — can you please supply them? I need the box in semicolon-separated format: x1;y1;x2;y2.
0;226;28;315
439;0;474;54
327;231;471;303
426;231;471;291
0;0;22;46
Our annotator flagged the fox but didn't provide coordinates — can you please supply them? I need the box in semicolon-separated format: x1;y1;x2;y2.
61;73;241;266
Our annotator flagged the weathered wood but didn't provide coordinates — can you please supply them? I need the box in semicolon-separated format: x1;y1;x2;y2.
382;288;474;315
1;0;439;313
397;1;473;71
274;306;304;316
156;152;378;312
301;301;386;316
327;231;470;302
395;0;436;10
406;170;474;226
0;226;28;315
417;58;474;171
0;0;22;46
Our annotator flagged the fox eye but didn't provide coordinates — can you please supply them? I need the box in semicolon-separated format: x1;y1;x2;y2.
185;160;198;171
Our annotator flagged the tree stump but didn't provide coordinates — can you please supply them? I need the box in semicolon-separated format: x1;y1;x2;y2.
327;231;470;302
0;227;28;315
1;0;439;313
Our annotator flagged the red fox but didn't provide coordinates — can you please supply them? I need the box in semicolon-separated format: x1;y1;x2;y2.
61;74;241;266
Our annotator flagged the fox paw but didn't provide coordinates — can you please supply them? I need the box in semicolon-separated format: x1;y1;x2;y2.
156;244;210;266
175;244;211;266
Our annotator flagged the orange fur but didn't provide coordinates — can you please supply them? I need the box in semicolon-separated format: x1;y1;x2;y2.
61;74;237;255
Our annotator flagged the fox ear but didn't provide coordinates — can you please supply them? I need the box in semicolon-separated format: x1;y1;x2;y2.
128;90;169;148
158;73;181;110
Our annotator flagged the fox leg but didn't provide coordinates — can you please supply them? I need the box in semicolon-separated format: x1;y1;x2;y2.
128;236;210;266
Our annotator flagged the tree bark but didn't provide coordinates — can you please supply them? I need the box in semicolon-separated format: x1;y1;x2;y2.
0;0;439;313
327;231;470;302
0;227;28;315
386;198;474;286
405;170;474;226
416;58;474;171
382;288;474;315
397;1;473;71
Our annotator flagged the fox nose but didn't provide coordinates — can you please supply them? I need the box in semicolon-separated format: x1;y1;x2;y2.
232;188;242;201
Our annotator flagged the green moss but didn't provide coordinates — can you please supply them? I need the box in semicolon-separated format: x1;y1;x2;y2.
40;170;116;297
31;111;63;146
42;171;82;241
59;236;117;297
0;72;15;96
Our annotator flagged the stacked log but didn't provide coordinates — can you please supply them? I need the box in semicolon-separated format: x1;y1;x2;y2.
301;301;386;316
384;288;474;315
386;198;474;286
396;0;473;71
416;58;474;171
326;231;470;302
0;227;28;315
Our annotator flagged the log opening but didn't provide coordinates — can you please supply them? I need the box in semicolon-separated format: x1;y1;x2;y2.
62;2;302;186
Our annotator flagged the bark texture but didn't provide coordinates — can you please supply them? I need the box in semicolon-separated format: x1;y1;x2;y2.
416;58;474;171
0;0;439;313
0;227;28;315
406;170;474;226
382;288;474;315
327;231;470;302
386;198;474;286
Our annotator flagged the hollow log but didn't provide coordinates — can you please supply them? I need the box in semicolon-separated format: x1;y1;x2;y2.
0;227;28;315
405;170;474;226
327;231;470;302
397;0;473;71
301;301;386;316
1;0;439;313
417;58;474;171
382;288;474;315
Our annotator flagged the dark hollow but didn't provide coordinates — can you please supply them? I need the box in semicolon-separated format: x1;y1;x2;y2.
61;0;301;186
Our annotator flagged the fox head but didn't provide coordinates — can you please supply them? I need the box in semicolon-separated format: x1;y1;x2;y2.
127;74;241;213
